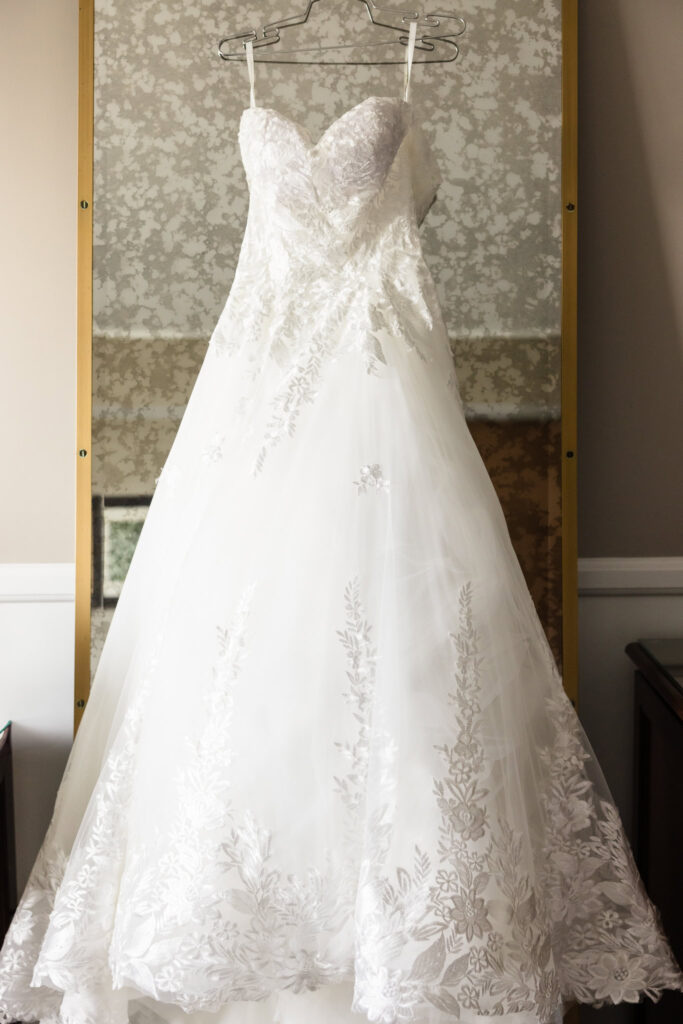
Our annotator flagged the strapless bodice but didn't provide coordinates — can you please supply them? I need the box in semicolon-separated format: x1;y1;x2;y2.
237;95;441;252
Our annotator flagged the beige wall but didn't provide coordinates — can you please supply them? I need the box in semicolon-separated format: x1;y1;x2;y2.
0;0;78;563
577;17;683;1019
578;0;683;557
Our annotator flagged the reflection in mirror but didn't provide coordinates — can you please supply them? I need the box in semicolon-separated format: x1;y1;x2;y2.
91;0;562;673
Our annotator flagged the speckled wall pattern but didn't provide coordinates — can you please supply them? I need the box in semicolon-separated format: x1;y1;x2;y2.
91;0;564;673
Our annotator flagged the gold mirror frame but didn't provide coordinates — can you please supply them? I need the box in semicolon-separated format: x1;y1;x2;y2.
73;0;578;736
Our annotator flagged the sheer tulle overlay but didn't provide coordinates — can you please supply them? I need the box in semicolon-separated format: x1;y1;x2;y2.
1;91;681;1024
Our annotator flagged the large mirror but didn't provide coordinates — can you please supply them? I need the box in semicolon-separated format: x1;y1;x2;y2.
77;0;576;720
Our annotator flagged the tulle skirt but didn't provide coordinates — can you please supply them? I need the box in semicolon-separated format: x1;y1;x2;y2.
0;311;680;1024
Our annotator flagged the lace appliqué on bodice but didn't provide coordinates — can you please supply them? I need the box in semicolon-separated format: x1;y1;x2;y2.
239;95;440;236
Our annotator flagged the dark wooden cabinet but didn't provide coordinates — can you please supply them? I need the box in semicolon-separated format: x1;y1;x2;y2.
0;721;17;942
627;640;683;1023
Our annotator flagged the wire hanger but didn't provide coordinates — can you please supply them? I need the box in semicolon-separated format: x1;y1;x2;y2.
218;1;465;66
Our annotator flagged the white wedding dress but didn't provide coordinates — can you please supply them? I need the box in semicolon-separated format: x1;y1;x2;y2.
1;28;681;1024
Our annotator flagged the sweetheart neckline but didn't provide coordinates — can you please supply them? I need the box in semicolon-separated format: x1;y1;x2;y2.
239;94;411;151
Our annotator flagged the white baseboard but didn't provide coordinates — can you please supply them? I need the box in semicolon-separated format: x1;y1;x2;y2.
578;556;683;596
0;563;75;603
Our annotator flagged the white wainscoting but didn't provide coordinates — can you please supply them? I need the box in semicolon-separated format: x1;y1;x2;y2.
0;563;75;892
577;557;683;839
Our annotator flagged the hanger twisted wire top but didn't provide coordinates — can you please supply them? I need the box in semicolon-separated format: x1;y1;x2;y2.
218;0;465;66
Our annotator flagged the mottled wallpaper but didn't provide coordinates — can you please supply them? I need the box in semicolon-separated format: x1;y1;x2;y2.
91;0;564;672
93;0;561;343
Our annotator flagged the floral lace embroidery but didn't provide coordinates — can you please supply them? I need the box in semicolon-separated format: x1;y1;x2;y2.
200;432;226;463
354;464;390;494
91;586;356;1011
1;581;681;1023
538;690;683;1005
253;336;327;475
353;582;559;1022
0;844;66;1024
0;637;163;1024
352;582;683;1022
